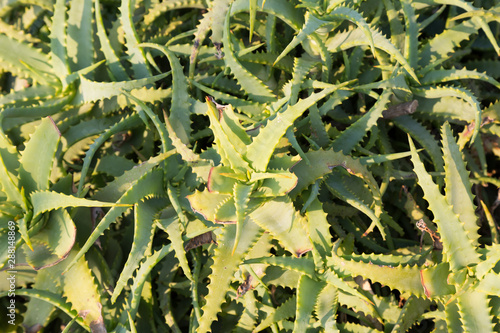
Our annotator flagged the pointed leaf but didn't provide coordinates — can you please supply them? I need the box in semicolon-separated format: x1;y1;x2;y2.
22;209;76;270
95;0;128;81
31;191;130;217
119;0;151;78
232;182;253;253
249;197;312;257
139;43;192;143
252;171;298;197
441;122;479;245
222;6;276;103
111;199;162;303
50;0;70;84
247;84;343;172
331;89;391;154
206;97;250;172
18;117;61;195
409;135;480;270
457;290;495;333
197;219;262;333
63;249;105;332
187;189;232;221
67;0;93;72
294;275;325;333
64;169;165;273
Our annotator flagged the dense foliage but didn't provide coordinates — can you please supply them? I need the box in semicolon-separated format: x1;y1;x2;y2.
1;0;500;332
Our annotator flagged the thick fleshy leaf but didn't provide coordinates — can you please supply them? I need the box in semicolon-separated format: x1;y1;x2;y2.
441;122;479;245
63;249;105;332
197;219;262;333
246;83;345;172
207;166;241;194
249;197;312;257
206;97;250;172
31;191;129;217
21;209;76;270
409;134;480;270
18;117;61;195
252;171;298;197
187;189;232;221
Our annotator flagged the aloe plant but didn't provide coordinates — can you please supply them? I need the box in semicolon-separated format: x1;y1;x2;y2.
1;0;500;332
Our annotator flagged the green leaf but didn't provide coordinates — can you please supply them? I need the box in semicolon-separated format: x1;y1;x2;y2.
121;243;173;323
122;90;171;153
393;115;444;174
207;166;240;194
325;172;387;240
22;209;76;270
325;26;419;82
187;189;232;221
18;117;61;195
206;97;250;172
50;0;70;85
31;191;129;217
247;83;344;172
63;249;105;332
92;150;175;202
276;7;376;65
111;198;163;303
249;197;312;257
23;263;65;329
391;295;431;333
95;0;129;81
305;198;332;264
251;170;298;197
457;290;495;332
441;123;479;246
420;68;500;90
294;275;325;333
232;182;253;254
0;35;57;86
253;295;297;332
222;6;276;103
401;0;418;70
139;43;192;144
67;0;93;72
475;272;500;295
210;0;234;46
73;72;170;105
418;16;485;73
419;262;456;298
64;169;166;273
244;255;316;276
331;89;391;154
165;185;193;282
0;288;87;330
119;0;151;78
412;85;481;143
0;133;22;205
320;268;373;304
197;219;261;333
409;134;480;270
315;283;339;332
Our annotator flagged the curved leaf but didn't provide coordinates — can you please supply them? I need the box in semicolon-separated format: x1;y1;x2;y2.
197;219;261;333
18;117;60;195
222;6;276;103
409;134;480;270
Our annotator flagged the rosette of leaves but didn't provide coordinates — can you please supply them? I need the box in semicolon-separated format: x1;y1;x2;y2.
181;92;356;332
239;123;500;332
0;117;117;332
311;123;500;332
187;97;309;255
